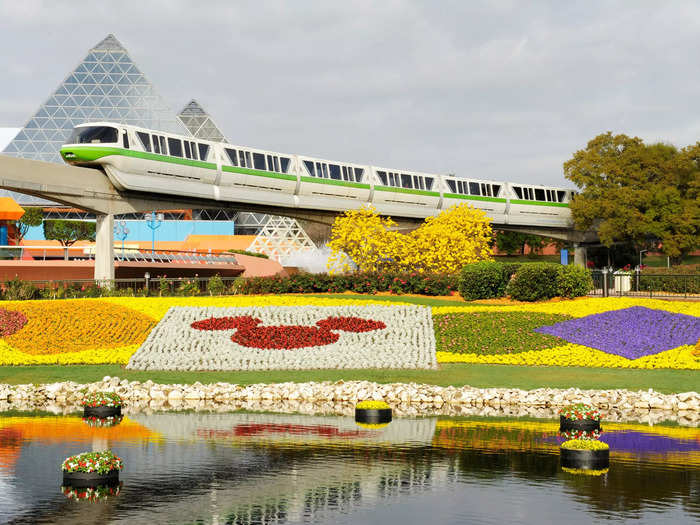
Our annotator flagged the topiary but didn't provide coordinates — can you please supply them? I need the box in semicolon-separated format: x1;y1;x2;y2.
556;265;593;298
459;261;520;301
505;263;560;301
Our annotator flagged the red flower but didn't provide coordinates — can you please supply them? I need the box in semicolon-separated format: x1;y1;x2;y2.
191;315;386;350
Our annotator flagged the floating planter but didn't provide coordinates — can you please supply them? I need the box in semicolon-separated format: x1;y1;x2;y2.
560;439;610;471
82;392;123;419
82;415;123;428
355;400;392;425
559;404;601;432
61;450;123;488
61;483;122;502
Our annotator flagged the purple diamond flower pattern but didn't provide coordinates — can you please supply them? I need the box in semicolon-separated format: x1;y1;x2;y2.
534;307;700;360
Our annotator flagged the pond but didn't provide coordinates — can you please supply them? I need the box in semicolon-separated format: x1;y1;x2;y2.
0;412;698;524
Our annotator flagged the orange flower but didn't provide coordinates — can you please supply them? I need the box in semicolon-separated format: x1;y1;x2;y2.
3;300;155;355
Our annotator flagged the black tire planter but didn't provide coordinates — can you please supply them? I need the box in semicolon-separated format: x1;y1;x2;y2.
84;405;121;418
560;447;609;471
560;415;600;432
355;408;392;424
62;469;120;488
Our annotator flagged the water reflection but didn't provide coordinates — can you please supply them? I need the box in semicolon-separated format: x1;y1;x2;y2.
0;412;697;524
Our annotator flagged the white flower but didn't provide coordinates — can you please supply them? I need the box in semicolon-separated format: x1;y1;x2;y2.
127;305;437;371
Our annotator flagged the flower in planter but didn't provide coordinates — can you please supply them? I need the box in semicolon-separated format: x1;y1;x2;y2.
561;439;609;451
561;467;609;476
356;400;391;410
81;392;123;408
559;404;601;421
61;450;123;474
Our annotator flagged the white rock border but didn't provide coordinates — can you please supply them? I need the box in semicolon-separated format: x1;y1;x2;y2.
126;305;437;371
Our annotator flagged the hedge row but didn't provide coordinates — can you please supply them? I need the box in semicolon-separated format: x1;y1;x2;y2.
459;261;593;302
638;265;700;294
234;272;459;296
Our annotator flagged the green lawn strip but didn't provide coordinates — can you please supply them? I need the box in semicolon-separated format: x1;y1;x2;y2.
0;363;696;394
434;311;571;354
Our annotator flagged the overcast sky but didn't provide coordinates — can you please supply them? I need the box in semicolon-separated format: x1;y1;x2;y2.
2;1;700;187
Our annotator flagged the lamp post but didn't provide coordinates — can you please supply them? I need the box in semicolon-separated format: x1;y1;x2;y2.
145;211;164;256
113;220;129;258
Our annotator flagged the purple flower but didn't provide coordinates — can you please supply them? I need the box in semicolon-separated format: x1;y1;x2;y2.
535;307;700;359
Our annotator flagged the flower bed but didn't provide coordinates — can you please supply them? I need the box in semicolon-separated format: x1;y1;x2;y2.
434;298;699;370
127;305;437;371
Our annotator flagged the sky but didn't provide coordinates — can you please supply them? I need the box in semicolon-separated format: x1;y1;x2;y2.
2;1;700;188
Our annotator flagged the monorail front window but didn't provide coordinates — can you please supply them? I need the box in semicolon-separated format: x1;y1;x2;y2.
69;126;118;144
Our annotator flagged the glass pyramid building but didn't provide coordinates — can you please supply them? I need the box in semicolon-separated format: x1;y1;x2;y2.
178;100;228;143
1;34;189;203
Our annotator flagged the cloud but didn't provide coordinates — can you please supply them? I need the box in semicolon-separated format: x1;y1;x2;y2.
2;1;700;186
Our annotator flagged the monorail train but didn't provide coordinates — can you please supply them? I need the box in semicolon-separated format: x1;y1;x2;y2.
60;122;574;227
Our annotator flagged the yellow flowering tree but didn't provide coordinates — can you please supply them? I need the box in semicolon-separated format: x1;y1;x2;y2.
327;204;493;274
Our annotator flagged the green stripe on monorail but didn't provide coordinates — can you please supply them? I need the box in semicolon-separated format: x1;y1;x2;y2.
300;176;370;190
222;165;296;181
60;146;218;170
443;193;507;203
374;185;441;197
509;199;570;208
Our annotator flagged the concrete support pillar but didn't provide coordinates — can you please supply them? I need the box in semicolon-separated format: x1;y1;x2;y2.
573;243;586;267
94;213;114;283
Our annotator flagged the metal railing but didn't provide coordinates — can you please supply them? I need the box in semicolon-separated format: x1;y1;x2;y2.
0;245;238;265
0;275;245;300
590;269;699;299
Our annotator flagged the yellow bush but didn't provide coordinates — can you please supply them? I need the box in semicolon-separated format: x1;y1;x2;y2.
328;204;493;274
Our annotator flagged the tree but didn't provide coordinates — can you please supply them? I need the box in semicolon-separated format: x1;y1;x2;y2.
15;207;43;243
495;230;542;255
43;220;96;247
328;204;493;274
563;132;699;265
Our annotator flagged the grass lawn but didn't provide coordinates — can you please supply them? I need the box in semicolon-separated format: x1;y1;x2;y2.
0;363;696;394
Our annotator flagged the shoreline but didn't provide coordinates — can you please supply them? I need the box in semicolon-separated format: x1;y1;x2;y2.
1;377;697;427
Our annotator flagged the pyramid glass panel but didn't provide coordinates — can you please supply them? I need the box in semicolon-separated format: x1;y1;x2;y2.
177;100;228;143
1;33;190;204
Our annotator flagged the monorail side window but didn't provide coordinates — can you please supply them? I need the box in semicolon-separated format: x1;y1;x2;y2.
400;174;411;189
183;141;191;159
304;160;315;176
469;182;480;195
425;177;434;190
329;164;341;180
354;168;364;182
168;138;183;158
198;144;210;162
281;157;291;173
446;180;457;193
377;171;388;185
513;186;523;199
492;184;501;197
535;188;545;201
225;148;238;166
558;190;567;202
137;132;151;152
151;134;160;154
190;142;198;160
159;136;167;155
69;126;118;144
123;130;129;149
253;153;265;170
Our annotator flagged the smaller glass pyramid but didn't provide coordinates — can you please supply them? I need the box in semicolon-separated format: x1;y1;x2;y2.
178;100;228;143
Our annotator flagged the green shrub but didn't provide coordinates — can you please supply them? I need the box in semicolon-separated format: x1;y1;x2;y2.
458;261;521;300
158;276;171;297
556;265;593;298
227;249;269;259
2;277;39;301
506;263;560;301
207;274;226;296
